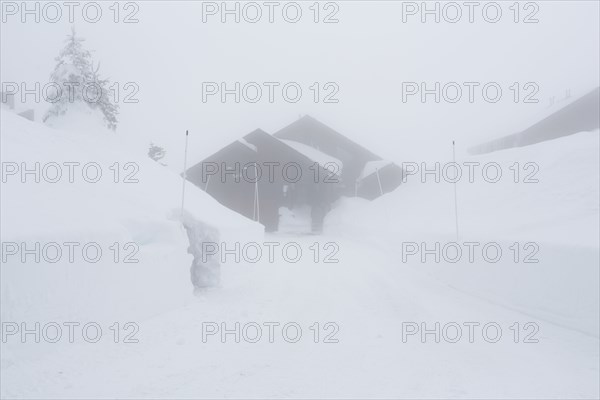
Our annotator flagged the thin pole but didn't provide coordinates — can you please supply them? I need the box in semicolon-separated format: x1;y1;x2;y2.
254;162;260;222
204;173;211;192
252;175;256;220
375;168;384;196
452;140;459;241
181;130;189;220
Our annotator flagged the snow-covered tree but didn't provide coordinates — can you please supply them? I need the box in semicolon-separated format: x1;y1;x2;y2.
89;62;119;130
44;27;119;131
148;143;166;163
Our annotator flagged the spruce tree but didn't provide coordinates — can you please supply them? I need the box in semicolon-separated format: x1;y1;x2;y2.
44;27;119;131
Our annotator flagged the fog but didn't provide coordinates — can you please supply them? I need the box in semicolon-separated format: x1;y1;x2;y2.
2;2;600;398
2;1;599;165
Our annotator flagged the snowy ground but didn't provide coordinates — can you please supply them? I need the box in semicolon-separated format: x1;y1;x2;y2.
1;111;598;398
2;233;598;399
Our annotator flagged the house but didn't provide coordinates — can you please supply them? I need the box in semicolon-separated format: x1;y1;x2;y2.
185;128;341;232
274;115;382;196
185;116;403;233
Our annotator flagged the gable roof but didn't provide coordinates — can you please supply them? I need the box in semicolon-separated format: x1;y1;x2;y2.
273;115;382;162
186;127;344;182
279;139;343;174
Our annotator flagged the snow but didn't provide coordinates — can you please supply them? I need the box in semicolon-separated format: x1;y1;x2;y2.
43;101;108;133
327;130;600;247
326;130;600;337
1;94;30;118
279;139;343;175
237;137;257;152
2;233;598;399
0;110;263;363
1;112;598;398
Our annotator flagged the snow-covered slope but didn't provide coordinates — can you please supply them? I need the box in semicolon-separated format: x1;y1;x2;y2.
327;130;599;245
0;111;263;356
326;130;600;336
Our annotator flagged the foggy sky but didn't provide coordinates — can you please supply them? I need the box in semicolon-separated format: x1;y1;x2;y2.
2;1;599;167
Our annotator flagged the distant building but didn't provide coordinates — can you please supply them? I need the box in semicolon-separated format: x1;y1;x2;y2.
185;116;403;232
1;91;35;122
470;87;600;154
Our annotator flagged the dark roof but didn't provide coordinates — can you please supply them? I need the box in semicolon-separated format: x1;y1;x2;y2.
471;87;600;154
273;115;382;162
185;127;342;183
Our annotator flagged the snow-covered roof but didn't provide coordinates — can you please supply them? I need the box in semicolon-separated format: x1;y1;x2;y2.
279;139;343;175
358;160;393;180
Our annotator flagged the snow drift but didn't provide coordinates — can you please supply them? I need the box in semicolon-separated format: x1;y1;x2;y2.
325;130;600;337
0;110;263;362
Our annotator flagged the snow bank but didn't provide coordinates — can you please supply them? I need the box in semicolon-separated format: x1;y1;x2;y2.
0;111;263;362
325;130;600;336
